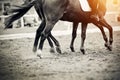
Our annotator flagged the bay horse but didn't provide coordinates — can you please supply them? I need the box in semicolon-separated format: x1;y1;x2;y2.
4;0;113;57
34;0;113;56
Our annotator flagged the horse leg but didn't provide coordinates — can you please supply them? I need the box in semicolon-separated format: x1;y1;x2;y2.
49;33;62;54
33;21;56;54
70;22;79;52
99;19;113;51
37;21;56;58
93;23;109;48
80;23;88;54
36;0;68;57
47;36;55;53
33;20;45;52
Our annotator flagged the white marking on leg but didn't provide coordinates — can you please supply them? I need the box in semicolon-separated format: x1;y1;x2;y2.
36;49;42;58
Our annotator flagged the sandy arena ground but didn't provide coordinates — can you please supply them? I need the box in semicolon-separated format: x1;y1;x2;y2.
0;30;120;80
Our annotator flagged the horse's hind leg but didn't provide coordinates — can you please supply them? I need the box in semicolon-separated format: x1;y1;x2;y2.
37;20;57;57
70;22;79;52
33;20;55;53
80;23;88;54
99;19;113;51
93;23;109;48
47;36;55;53
49;33;62;54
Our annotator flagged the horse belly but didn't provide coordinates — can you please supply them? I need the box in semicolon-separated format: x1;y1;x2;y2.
60;0;83;22
61;12;81;22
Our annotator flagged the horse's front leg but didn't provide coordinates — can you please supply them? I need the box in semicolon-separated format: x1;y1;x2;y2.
47;36;55;53
80;23;88;54
70;22;79;52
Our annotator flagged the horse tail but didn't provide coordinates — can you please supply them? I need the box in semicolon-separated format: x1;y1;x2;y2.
4;0;36;29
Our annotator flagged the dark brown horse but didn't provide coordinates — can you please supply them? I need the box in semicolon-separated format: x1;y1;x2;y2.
4;0;113;57
34;0;113;56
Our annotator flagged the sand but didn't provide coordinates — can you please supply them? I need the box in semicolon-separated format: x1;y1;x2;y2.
0;31;120;80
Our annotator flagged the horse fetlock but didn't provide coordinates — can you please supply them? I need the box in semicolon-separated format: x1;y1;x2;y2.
70;46;75;52
80;48;85;54
104;42;109;47
109;39;113;45
104;37;108;42
107;45;112;51
105;42;112;51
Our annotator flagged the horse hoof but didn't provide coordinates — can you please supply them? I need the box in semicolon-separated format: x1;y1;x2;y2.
104;43;108;47
107;45;112;51
36;49;42;59
56;47;62;54
37;54;42;59
50;48;55;53
80;49;85;54
33;47;37;52
70;47;75;52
